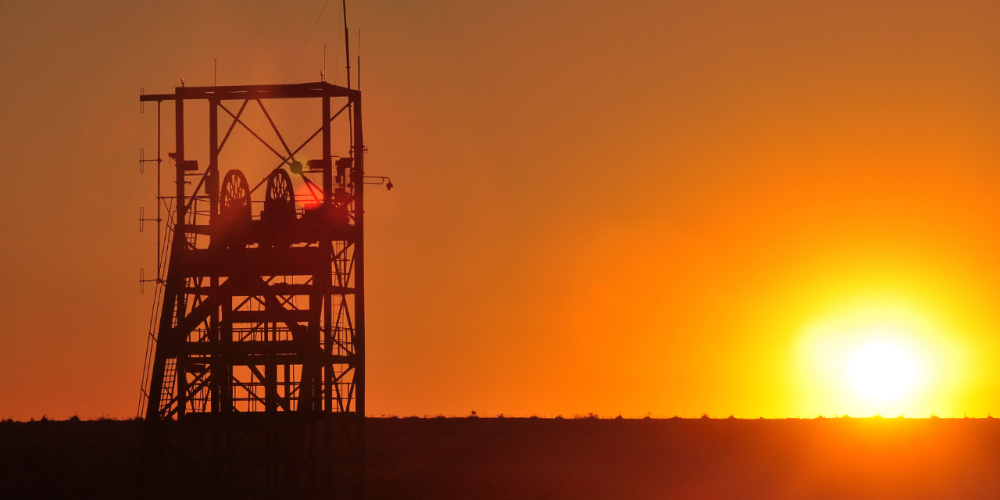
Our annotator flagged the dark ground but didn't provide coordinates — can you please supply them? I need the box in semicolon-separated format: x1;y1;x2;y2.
2;416;1000;499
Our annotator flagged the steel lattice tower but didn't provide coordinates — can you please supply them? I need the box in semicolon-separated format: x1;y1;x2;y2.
136;82;369;500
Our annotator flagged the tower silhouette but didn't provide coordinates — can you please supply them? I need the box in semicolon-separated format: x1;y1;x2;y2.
137;82;368;499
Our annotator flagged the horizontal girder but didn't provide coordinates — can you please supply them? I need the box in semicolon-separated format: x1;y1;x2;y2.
177;246;326;278
172;340;355;361
184;219;358;245
140;82;360;102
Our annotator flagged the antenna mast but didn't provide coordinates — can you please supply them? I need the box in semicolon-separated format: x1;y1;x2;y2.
342;0;351;89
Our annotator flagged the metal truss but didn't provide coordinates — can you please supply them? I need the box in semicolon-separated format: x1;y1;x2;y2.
136;82;366;500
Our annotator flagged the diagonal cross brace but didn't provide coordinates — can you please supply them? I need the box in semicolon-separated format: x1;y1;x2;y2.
218;102;290;166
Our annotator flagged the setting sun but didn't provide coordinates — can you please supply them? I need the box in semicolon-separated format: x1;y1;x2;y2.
795;299;969;417
848;342;919;402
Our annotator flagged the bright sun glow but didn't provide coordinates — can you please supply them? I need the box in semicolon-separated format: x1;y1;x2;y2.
848;342;918;401
795;300;969;417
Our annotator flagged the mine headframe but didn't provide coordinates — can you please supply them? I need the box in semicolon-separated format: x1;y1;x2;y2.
136;82;367;499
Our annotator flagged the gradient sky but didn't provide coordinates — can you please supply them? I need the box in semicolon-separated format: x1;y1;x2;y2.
2;1;1000;420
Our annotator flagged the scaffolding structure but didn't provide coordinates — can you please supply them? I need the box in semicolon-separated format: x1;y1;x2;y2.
136;82;367;499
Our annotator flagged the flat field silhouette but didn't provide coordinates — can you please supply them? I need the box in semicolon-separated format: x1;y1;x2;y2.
2;417;999;499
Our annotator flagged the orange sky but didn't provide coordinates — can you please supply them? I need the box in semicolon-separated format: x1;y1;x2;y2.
2;1;1000;420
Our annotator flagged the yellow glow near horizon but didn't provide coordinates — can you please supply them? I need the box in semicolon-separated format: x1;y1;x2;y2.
795;300;968;417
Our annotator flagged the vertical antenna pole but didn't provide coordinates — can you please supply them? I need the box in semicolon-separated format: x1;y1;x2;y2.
343;0;351;89
343;0;354;145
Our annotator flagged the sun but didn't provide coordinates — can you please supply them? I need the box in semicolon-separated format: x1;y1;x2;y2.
796;299;972;416
847;342;919;402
